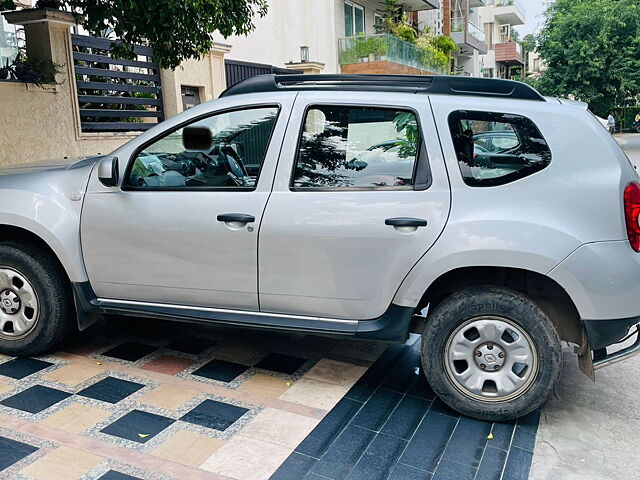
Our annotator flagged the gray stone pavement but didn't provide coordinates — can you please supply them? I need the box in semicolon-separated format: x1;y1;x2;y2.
530;133;640;480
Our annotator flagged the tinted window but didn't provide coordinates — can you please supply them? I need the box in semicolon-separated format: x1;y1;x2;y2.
292;106;419;189
448;111;551;187
127;107;279;189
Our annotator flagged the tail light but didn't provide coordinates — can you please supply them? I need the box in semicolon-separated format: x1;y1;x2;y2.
624;182;640;252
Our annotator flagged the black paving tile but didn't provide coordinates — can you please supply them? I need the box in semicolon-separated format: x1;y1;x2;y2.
428;397;460;418
102;342;157;362
511;425;536;452
475;446;508;480
432;459;476;480
255;353;307;375
78;377;144;404
381;394;430;440
0;358;53;380
192;359;249;383
346;344;408;403
381;347;422;394
180;399;248;431
405;373;436;400
400;410;458;473
351;388;403;431
502;446;534;480
442;417;491;468
98;471;142;480
270;452;316;480
101;410;174;444
296;398;363;459
1;385;71;414
346;433;407;480
310;425;376;479
517;409;541;432
165;336;217;355
0;435;38;471
488;421;515;451
388;463;432;480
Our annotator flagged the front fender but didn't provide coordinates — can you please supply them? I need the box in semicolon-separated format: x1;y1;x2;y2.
0;162;96;282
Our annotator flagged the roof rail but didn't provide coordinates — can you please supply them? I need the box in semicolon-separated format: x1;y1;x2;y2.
219;74;546;102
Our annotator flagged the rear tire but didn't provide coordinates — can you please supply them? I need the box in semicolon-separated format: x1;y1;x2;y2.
0;242;73;356
421;286;562;421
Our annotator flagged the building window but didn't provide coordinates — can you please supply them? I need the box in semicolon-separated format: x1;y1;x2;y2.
483;68;494;78
374;13;384;33
344;1;365;37
499;24;511;43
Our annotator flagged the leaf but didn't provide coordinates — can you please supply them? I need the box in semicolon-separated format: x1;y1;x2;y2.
487;433;494;440
138;433;150;438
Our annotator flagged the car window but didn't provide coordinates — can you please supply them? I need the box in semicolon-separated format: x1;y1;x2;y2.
292;106;419;189
127;106;279;189
448;111;551;187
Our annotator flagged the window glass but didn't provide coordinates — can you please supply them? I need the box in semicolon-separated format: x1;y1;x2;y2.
354;5;364;34
128;107;279;189
293;106;419;189
449;111;551;187
344;3;354;37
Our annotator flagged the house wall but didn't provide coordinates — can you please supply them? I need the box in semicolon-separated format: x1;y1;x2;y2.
213;0;340;73
0;21;136;166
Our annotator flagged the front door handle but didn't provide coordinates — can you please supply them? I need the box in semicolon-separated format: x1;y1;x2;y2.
217;213;255;224
385;217;428;227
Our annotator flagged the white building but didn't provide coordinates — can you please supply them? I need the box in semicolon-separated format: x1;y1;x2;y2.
420;0;527;78
213;0;440;75
478;0;526;78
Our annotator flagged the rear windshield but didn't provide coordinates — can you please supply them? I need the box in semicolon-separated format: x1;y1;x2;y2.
448;111;552;187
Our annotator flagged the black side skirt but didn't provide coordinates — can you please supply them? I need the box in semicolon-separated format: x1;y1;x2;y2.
72;282;414;342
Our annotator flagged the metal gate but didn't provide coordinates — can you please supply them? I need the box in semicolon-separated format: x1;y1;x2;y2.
72;34;163;132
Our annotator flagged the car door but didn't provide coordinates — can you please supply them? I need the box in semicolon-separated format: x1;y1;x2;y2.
258;91;451;320
81;99;291;311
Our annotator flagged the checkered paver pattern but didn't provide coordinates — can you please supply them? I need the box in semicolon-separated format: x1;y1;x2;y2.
0;318;540;479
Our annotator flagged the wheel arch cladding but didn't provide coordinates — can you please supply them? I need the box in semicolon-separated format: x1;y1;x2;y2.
416;266;583;347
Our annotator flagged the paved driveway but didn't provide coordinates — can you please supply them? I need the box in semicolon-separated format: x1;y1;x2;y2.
0;318;534;480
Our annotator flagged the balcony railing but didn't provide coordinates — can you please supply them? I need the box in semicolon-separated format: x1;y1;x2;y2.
493;0;526;16
338;34;445;74
452;18;485;43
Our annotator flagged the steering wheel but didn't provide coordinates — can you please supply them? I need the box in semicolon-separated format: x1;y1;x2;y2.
219;145;248;186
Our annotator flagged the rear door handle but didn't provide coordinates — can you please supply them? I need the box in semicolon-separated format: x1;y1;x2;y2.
385;217;428;227
217;213;255;224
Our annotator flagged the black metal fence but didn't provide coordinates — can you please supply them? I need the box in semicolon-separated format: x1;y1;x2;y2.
225;59;301;88
72;34;163;132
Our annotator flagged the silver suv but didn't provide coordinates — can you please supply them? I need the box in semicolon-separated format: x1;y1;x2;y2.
1;75;639;421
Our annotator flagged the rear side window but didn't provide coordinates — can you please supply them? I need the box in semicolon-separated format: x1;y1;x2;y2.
448;111;551;187
292;105;419;189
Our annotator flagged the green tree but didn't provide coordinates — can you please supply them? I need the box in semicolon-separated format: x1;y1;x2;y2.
521;33;536;75
0;0;268;69
536;0;640;116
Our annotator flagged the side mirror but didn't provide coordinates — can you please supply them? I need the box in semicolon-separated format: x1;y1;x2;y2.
98;156;119;187
183;126;212;151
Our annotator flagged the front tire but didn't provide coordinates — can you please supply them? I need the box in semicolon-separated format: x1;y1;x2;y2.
0;242;73;356
422;286;562;421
